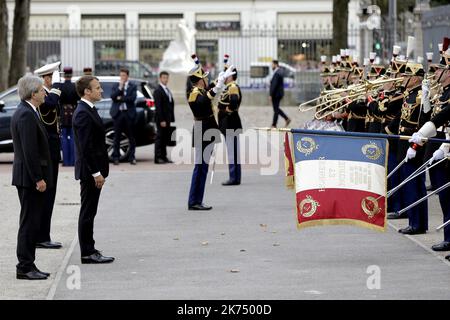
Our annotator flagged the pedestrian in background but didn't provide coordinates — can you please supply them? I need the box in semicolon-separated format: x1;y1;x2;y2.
269;60;291;128
154;71;175;164
110;68;137;165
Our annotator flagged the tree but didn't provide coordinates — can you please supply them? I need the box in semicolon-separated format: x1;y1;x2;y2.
0;0;8;91
8;0;30;87
332;0;350;55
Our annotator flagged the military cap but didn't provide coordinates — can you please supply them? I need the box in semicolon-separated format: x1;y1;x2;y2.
34;61;61;77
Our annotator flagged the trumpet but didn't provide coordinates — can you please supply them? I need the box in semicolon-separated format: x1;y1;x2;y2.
314;91;365;120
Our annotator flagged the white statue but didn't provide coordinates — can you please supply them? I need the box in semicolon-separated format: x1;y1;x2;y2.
159;19;197;74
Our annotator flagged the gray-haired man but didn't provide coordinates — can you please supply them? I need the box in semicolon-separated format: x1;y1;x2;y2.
11;75;53;280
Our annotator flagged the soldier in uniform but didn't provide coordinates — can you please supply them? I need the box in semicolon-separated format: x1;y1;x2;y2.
187;54;235;210
366;64;387;133
407;46;450;257
34;61;63;249
345;62;367;133
59;67;80;166
387;59;429;234
217;55;242;186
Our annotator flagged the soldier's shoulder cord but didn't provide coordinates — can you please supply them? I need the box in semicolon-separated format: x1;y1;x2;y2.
188;87;202;103
228;83;239;96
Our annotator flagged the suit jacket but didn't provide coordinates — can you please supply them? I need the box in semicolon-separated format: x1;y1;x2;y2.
73;100;109;181
153;84;175;124
11;101;53;188
110;81;137;120
270;68;284;99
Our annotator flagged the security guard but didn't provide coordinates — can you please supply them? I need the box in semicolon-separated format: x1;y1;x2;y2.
407;47;450;257
187;54;235;210
217;55;242;186
59;67;79;166
33;61;63;249
389;59;429;235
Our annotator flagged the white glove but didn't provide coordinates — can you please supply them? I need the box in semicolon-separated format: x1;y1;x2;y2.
429;149;445;165
405;147;417;162
408;131;425;145
215;76;226;90
51;70;61;84
222;65;236;79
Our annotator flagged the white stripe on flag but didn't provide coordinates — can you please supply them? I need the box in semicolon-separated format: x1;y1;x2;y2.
295;160;385;196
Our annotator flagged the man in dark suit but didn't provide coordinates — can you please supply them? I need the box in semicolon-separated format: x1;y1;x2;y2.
11;75;53;280
73;75;114;264
153;71;175;164
110;68;137;165
269;60;291;128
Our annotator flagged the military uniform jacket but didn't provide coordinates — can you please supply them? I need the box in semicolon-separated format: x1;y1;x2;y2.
59;80;80;128
39;86;61;161
11;101;53;188
217;81;242;135
389;85;430;163
188;85;220;149
430;84;450;129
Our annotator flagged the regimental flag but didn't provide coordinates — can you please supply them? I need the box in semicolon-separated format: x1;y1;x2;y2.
293;133;388;232
284;132;295;189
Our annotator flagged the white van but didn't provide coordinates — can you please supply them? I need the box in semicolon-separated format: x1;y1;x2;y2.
249;62;296;89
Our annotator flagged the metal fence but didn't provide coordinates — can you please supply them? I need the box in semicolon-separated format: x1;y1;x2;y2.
10;25;411;101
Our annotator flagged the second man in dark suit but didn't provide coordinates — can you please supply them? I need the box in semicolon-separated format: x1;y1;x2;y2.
270;60;291;128
73;76;114;264
11;75;53;280
154;71;175;164
110;68;137;165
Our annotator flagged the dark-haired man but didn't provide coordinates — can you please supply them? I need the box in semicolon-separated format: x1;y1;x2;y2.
73;76;114;264
110;68;137;165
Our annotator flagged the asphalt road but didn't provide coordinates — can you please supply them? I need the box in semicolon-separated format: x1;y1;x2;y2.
1;105;449;300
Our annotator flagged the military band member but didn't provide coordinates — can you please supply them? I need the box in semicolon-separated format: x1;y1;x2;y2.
33;62;63;249
407;48;450;257
187;54;235;210
388;60;429;234
218;57;242;186
59;67;80;166
366;65;387;133
346;64;366;133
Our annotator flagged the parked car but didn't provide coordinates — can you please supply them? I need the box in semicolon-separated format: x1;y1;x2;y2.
0;76;157;161
249;61;296;89
95;60;158;87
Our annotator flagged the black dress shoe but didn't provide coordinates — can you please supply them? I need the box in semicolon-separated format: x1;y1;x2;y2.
33;268;50;277
446;254;450;261
113;159;119;165
387;211;408;220
222;180;240;186
130;159;137;165
81;251;115;264
155;158;166;164
431;241;450;251
399;226;426;235
163;158;173;163
188;204;212;211
16;270;48;280
36;241;62;249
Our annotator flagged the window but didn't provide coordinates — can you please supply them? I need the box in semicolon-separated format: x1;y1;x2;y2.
250;66;270;78
0;89;20;108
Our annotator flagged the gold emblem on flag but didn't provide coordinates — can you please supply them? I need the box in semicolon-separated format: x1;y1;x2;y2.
299;195;320;217
296;137;319;156
361;141;383;161
361;196;381;218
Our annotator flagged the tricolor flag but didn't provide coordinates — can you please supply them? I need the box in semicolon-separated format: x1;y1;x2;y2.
284;132;295;189
293;133;388;232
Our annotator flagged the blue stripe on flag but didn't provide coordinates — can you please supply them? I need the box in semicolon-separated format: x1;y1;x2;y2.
293;134;387;166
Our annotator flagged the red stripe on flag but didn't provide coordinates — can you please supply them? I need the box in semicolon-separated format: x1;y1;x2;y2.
296;189;386;230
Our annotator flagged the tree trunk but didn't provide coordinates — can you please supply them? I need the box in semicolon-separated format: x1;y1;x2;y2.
332;0;350;55
8;0;30;87
0;0;8;91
